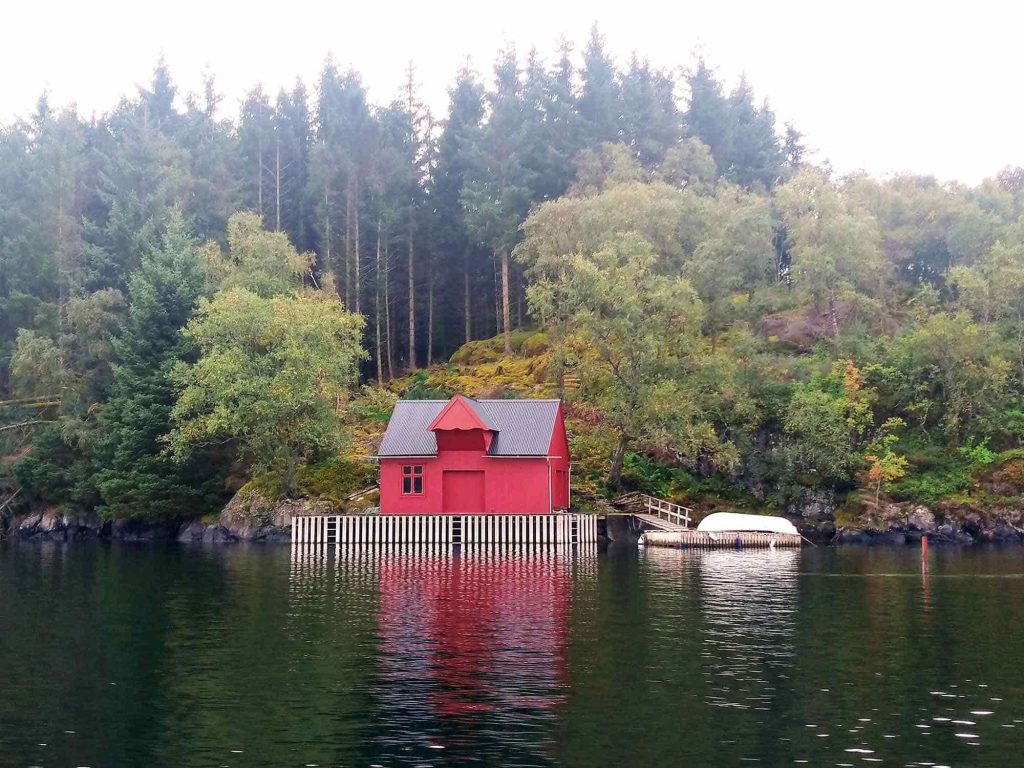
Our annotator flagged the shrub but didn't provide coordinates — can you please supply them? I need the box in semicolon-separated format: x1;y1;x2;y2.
349;386;398;422
242;457;377;506
888;465;972;506
519;331;550;357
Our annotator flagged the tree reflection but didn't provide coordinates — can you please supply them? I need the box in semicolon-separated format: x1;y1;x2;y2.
373;545;574;764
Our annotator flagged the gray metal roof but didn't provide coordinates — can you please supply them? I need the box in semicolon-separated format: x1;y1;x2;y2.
377;398;562;457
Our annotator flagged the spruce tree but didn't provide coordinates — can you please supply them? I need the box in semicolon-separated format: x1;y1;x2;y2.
578;25;621;146
94;210;221;520
461;47;535;353
685;58;733;175
620;55;683;167
726;78;783;188
431;66;485;346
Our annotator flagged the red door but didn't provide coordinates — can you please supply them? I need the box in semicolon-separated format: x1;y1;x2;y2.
442;470;485;514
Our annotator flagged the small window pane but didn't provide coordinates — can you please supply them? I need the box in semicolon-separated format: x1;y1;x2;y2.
414;465;422;475
403;466;411;475
403;477;411;494
413;477;423;494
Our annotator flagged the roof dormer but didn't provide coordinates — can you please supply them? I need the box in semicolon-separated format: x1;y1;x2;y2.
427;394;496;452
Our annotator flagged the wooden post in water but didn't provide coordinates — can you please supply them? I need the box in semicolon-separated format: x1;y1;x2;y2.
922;534;929;573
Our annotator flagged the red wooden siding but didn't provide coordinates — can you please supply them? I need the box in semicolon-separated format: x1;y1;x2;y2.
378;397;571;515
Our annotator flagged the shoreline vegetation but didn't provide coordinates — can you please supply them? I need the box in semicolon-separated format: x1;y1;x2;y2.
4;32;1024;546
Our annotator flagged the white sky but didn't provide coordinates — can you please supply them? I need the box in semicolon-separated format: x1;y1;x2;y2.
4;0;1021;184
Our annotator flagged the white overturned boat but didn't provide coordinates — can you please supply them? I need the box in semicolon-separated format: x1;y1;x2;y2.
639;512;803;550
697;512;799;536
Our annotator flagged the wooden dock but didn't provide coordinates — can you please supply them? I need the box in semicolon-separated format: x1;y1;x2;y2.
610;492;804;549
612;492;693;529
640;529;802;549
291;513;598;546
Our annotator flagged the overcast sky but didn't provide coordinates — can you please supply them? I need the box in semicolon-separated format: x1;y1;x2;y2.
4;1;1021;184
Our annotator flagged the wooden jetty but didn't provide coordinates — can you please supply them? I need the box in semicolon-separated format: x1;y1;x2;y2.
291;512;598;546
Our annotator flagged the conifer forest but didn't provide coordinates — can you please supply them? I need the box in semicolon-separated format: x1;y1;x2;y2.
4;29;1024;533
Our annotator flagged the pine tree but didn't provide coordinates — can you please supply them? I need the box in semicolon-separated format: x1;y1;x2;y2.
238;85;275;221
461;47;535;354
309;63;375;313
431;66;485;346
620;55;683;167
82;62;194;293
94;210;222;519
275;82;313;252
726;77;783;188
685;58;733;175
578;25;621;146
181;74;236;242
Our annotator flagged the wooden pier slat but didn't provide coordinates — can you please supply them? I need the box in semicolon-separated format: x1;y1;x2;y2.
290;513;602;547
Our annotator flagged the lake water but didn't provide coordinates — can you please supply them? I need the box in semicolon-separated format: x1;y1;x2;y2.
1;541;1022;767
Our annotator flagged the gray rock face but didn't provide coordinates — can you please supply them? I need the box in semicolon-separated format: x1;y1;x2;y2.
214;491;337;542
830;501;1024;546
785;488;837;521
10;508;110;541
907;506;937;533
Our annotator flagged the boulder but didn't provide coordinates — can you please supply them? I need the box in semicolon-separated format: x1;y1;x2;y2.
907;506;937;533
176;520;210;543
217;490;339;542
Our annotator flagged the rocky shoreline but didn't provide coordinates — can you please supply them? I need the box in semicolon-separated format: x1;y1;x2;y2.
3;490;1024;546
0;490;337;544
788;487;1024;545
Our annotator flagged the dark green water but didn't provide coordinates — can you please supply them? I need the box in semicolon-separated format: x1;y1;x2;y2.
1;542;1023;768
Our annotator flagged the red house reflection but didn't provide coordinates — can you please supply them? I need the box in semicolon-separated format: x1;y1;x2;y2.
376;549;570;722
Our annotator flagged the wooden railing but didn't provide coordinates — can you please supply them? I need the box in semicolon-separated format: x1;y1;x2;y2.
642;494;693;529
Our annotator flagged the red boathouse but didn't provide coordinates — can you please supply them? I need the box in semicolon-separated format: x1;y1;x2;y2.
377;395;571;515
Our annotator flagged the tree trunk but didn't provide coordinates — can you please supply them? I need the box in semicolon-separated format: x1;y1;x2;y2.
257;131;264;218
344;189;353;310
500;250;512;354
282;455;299;498
463;248;472;345
408;216;416;370
427;261;434;366
516;269;523;327
375;218;384;385
828;285;840;340
56;169;66;324
322;170;332;282
608;432;629;490
384;231;395;380
354;188;361;315
275;134;281;231
493;253;501;337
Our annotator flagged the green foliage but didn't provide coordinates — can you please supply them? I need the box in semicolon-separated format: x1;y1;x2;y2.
167;288;365;492
293;458;378;506
400;371;455;401
529;231;732;487
204;212;314;297
348;386;398;422
888;464;973;506
244;457;378;506
92;211;227;520
959;438;996;468
13;423;99;508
